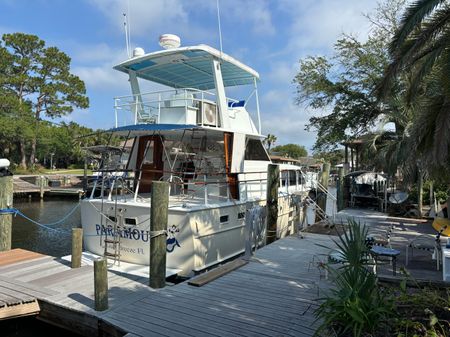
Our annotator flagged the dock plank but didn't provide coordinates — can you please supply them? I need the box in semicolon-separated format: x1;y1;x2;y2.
188;258;248;286
0;233;336;337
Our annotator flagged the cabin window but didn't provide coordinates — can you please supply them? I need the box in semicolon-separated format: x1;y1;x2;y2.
280;171;288;187
143;140;154;164
220;215;229;223
289;170;297;187
244;139;270;161
124;218;137;226
238;212;245;219
297;170;305;185
108;216;116;223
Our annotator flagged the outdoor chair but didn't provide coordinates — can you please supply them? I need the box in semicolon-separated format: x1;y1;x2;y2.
366;223;394;248
406;226;446;271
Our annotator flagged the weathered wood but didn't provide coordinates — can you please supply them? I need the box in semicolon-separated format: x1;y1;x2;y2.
0;249;45;267
94;258;108;311
30;265;91;287
188;259;248;287
39;175;44;199
71;228;83;268
266;164;279;244
38;300;100;336
316;162;330;222
0;175;13;251
337;167;344;211
0;299;40;320
418;168;423;217
149;181;169;289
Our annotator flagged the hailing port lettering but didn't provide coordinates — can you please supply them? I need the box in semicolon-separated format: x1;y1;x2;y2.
95;224;181;253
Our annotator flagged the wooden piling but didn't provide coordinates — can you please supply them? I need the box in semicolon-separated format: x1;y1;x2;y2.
71;228;83;268
266;164;279;245
316;162;330;222
39;176;44;199
337;167;344;211
0;175;13;251
418;169;423;217
83;154;88;193
94;258;108;311
150;181;169;289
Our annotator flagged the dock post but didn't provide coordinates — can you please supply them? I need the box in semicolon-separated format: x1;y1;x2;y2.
150;181;169;289
83;154;88;193
266;164;279;245
0;173;13;251
316;162;330;222
418;170;424;217
94;258;108;311
39;175;44;199
71;228;83;268
337;167;344;211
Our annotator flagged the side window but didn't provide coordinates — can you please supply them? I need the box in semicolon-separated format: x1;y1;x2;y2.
245;138;270;161
297;170;305;185
289;170;296;187
143;140;154;164
280;171;288;187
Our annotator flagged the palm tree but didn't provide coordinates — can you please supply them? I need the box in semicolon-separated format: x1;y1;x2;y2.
264;134;277;152
378;0;450;173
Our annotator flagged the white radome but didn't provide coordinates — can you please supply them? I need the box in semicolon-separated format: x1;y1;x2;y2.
159;34;181;49
133;47;145;58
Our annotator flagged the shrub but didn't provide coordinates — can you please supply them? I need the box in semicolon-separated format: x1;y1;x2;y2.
315;219;395;336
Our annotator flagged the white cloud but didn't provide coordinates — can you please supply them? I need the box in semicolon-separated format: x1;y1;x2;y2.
88;0;188;37
273;0;375;58
73;64;129;93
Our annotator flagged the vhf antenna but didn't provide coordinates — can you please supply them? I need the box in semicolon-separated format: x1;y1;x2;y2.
216;0;223;56
123;2;131;58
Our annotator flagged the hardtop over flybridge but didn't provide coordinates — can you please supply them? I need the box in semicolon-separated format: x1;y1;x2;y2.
80;35;318;276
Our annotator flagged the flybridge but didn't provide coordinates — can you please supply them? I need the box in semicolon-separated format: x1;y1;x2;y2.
112;38;262;135
113;44;260;90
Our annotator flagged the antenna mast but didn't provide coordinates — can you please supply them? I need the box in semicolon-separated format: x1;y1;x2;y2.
216;0;223;55
123;13;130;58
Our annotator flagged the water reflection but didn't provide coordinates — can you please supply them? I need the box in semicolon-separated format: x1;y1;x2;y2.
12;198;81;257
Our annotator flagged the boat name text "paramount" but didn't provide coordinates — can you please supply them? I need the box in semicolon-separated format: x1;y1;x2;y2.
95;224;150;242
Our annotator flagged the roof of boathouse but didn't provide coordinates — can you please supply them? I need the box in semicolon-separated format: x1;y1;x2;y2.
114;45;260;91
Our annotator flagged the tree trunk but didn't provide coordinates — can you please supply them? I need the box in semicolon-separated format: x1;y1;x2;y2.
417;168;423;217
19;140;27;170
30;137;36;168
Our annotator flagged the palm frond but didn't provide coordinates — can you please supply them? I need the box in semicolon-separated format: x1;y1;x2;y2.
390;0;445;53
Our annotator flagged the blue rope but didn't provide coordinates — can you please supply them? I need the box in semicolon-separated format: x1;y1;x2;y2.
0;203;81;235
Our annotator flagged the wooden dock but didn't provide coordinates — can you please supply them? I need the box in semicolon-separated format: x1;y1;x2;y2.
0;234;334;336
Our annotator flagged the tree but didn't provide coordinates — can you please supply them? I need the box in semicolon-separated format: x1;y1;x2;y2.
0;33;89;169
263;133;277;151
271;144;307;159
378;0;450;172
293;0;407;153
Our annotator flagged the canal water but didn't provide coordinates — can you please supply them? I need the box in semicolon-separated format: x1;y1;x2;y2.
4;198;83;336
11;198;81;257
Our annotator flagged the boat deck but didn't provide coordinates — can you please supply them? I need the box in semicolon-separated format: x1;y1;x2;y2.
0;234;333;336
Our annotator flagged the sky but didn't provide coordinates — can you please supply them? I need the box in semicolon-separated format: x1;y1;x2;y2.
0;0;379;153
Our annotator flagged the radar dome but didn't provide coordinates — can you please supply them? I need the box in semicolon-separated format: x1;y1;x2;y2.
133;47;145;58
159;34;181;49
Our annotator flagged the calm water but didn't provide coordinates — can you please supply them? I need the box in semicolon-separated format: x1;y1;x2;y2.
11;198;81;257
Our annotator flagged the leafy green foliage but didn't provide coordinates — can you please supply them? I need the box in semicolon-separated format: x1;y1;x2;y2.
293;17;394;152
315;219;395;336
271;143;307;158
0;32;89;169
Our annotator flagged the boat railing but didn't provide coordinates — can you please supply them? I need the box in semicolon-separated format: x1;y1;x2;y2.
114;88;242;127
89;168;315;206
